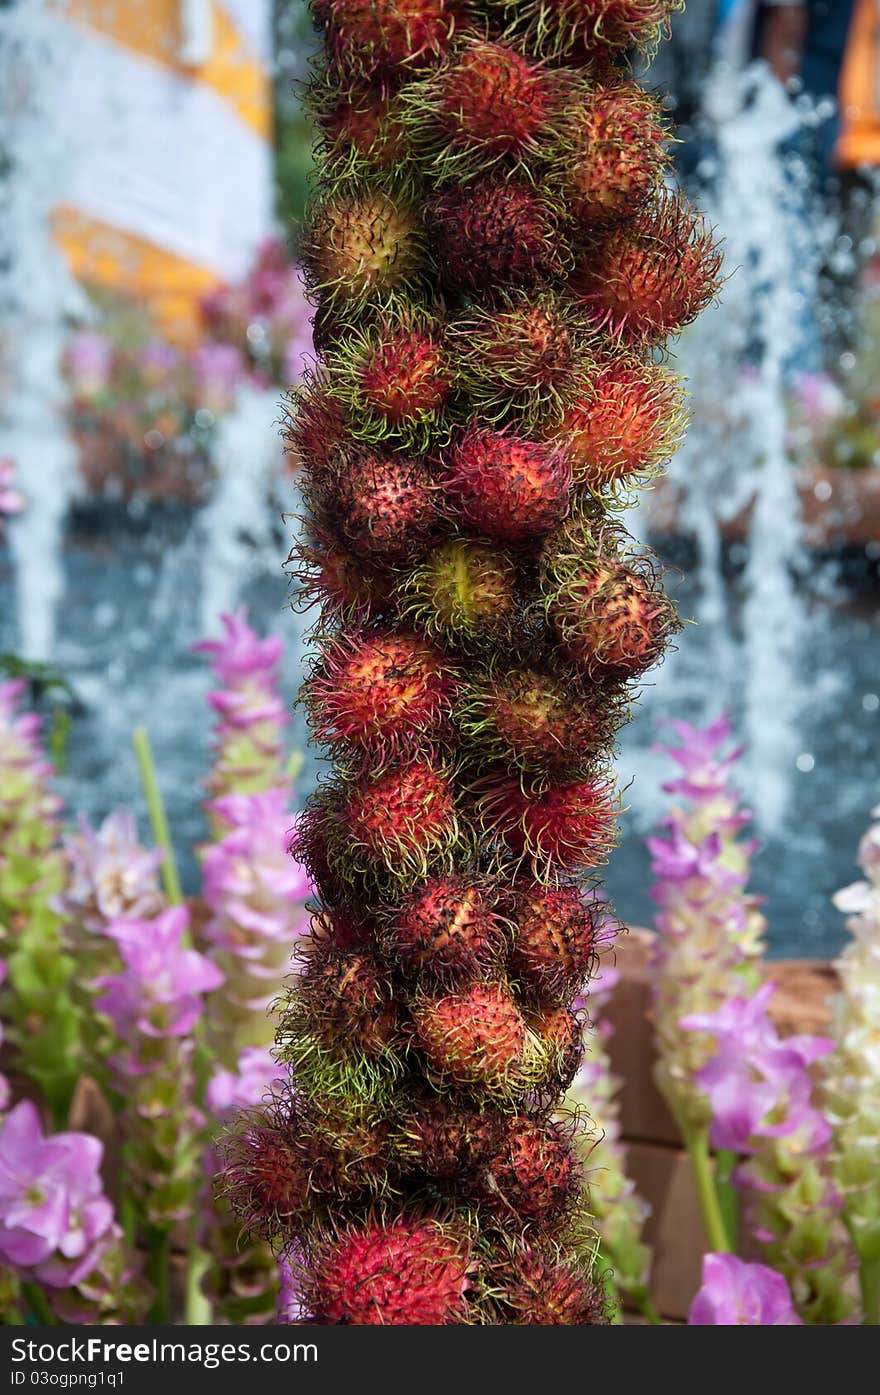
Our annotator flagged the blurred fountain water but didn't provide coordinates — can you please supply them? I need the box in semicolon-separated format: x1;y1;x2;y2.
0;0;85;661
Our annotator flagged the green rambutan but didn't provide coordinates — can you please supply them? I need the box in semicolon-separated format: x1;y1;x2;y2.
342;757;462;882
546;353;685;489
301;186;426;308
556;79;669;229
329;315;452;449
455;663;610;775
317;0;459;77
429;179;566;294
401;537;520;650
481;1115;580;1222
320;450;441;563
385;874;508;981
302;628;456;760
543;534;679;680
306;1217;472;1325
403;36;561;172
477;770;618;873
509;881;599;997
413;981;528;1095
571;190;722;342
445;423;572;542
448;291;581;429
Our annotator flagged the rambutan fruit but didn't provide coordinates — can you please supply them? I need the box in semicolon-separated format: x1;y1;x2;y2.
509;881;599;998
429;179;566;294
301;186;425;308
544;544;679;680
445;423;572;543
455;664;610;775
301;1110;396;1201
546;354;685;489
477;770;618;873
316;81;410;175
283;377;348;478
317;0;459;77
288;525;398;626
302;628;456;760
330;316;451;449
397;1094;504;1180
571;190;722;342
481;1115;580;1222
404;37;560;171
325;450;440;563
413;982;527;1095
343;757;462;883
555;79;669;229
385;874;508;981
490;1243;609;1324
488;0;681;62
448;291;582;429
307;1217;472;1325
401;537;519;650
297;946;399;1057
525;1001;584;1090
222;1116;312;1239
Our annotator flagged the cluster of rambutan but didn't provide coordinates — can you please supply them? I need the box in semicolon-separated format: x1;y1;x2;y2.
225;0;719;1325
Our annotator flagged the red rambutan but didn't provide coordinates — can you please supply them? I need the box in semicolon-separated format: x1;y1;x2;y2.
445;423;572;542
456;664;609;774
571;190;722;342
298;947;399;1057
482;1115;580;1221
302;628;456;759
490;0;680;62
545;547;679;680
288;525;398;625
491;1244;608;1324
318;83;410;172
478;771;618;872
302;187;425;306
329;451;440;562
223;1118;311;1238
386;874;507;980
548;354;685;488
343;757;461;881
283;378;348;478
509;881;599;997
413;982;527;1094
330;319;451;449
410;37;558;166
430;179;565;294
308;1217;472;1325
317;0;459;76
401;537;520;650
558;79;669;229
399;1095;503;1180
525;1001;584;1089
448;291;580;428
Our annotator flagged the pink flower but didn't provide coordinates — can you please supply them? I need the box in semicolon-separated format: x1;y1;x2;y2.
194;610;283;692
0;458;25;519
192;344;245;413
0;960;8;1113
137;342;181;388
654;714;747;807
66;332;112;398
203;789;311;953
0;1101;114;1287
206;1047;282;1119
57;809;164;933
689;1253;802;1325
95;906;223;1046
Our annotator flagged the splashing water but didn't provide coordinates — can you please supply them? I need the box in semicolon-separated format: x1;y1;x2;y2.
0;0;84;661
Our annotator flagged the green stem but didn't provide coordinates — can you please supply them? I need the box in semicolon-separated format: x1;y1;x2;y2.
714;1148;740;1252
20;1281;55;1326
184;1244;213;1326
146;1227;172;1325
859;1257;880;1325
682;1124;733;1254
600;1263;624;1324
133;726;183;909
631;1287;664;1325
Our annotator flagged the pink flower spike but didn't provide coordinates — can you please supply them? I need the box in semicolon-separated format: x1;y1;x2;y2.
689;1253;802;1325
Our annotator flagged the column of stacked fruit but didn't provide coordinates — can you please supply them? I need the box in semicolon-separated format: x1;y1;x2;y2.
226;0;721;1324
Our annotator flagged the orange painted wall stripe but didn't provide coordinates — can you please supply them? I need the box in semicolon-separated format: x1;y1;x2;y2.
53;205;222;346
63;0;271;140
